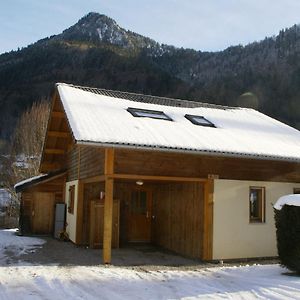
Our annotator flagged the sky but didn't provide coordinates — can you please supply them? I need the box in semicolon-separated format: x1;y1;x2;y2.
1;0;300;54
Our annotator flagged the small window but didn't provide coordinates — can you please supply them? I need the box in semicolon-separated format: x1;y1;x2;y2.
249;187;265;223
127;107;173;121
185;114;215;127
130;191;147;215
294;188;300;194
68;185;75;214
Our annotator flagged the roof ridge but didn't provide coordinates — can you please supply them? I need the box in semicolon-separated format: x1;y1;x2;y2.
56;82;239;110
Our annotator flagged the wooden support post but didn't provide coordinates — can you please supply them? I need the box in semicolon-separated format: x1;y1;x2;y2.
103;148;115;264
203;178;214;261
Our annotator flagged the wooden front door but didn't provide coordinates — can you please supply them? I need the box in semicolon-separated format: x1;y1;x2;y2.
128;189;152;242
32;192;55;234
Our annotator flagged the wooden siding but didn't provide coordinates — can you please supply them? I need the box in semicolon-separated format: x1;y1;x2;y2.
21;192;33;233
32;192;55;234
114;182;130;244
20;175;66;234
152;182;204;259
89;200;120;248
67;146;79;181
81;181;105;245
79;147;105;179
115;148;300;182
66;146;104;182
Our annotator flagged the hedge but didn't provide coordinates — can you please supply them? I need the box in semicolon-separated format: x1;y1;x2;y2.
274;205;300;273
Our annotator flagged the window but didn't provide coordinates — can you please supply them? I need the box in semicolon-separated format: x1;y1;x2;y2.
127;107;173;121
294;188;300;194
185;114;215;127
249;187;265;223
130;191;147;215
68;185;75;214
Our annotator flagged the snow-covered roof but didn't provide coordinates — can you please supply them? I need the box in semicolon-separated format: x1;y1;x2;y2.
14;171;66;193
14;174;48;191
274;194;300;210
57;83;300;162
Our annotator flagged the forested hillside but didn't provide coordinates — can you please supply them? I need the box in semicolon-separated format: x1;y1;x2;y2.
1;12;300;147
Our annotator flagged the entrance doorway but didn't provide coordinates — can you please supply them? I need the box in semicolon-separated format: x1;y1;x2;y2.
128;188;152;242
32;192;55;234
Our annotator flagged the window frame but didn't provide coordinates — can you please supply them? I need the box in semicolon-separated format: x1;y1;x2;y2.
249;186;266;223
127;107;173;121
68;185;75;214
185;114;215;127
293;188;300;194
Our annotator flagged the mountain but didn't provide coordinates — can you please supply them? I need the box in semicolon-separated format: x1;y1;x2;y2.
54;13;169;52
1;12;300;146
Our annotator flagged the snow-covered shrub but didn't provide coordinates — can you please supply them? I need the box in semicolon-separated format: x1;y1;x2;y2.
274;204;300;273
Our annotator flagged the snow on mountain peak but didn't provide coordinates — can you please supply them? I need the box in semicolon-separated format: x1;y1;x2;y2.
53;12;174;56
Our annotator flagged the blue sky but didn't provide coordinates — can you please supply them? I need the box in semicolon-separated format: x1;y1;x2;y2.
1;0;300;54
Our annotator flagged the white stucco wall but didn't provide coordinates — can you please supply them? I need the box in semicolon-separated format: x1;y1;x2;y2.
65;180;79;243
213;179;300;260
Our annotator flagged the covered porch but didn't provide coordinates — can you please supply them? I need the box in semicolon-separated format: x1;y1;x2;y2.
74;149;214;264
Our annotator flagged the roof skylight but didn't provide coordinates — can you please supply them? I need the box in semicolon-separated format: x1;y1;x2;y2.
127;107;173;121
185;114;215;127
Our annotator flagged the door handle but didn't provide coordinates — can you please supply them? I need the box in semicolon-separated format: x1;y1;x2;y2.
146;211;149;218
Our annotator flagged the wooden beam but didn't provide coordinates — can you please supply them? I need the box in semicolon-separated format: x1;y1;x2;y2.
44;149;65;155
52;111;65;118
203;178;214;261
110;173;206;182
81;175;106;184
76;181;84;245
40;162;61;171
103;148;115;264
104;148;115;174
48;131;69;138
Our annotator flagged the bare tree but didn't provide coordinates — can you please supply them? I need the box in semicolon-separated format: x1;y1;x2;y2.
1;100;50;217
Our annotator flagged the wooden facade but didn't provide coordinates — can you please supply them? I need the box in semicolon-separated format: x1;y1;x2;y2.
17;89;300;264
19;173;66;234
152;182;204;258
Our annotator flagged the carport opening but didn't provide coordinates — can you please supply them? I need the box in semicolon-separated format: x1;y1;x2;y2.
82;179;205;260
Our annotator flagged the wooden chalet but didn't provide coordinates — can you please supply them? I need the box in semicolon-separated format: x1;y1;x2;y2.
15;83;300;264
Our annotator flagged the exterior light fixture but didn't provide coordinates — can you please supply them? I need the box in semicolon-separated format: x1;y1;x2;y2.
136;180;144;186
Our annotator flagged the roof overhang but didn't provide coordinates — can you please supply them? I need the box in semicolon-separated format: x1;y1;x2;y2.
76;140;300;163
15;170;66;193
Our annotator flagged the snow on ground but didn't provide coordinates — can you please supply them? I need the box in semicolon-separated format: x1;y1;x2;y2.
2;264;300;299
1;229;300;299
0;229;45;262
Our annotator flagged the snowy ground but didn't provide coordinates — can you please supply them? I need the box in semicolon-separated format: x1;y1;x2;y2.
0;229;44;263
1;229;300;299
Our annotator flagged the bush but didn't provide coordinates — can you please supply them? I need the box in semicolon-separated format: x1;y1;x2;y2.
275;205;300;273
